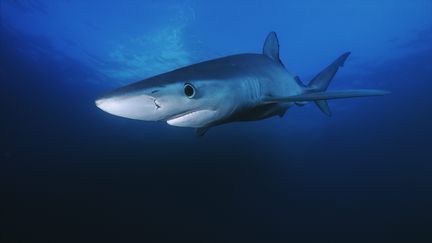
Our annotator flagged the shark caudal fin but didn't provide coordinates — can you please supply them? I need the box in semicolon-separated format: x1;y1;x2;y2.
305;52;351;116
263;52;389;113
260;34;388;115
308;52;351;91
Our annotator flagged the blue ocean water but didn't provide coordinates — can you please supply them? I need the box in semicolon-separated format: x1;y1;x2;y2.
1;0;432;242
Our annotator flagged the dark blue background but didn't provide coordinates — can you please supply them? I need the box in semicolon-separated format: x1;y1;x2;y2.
2;1;432;242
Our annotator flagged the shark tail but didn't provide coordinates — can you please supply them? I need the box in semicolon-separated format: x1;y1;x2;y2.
305;52;351;116
264;52;389;115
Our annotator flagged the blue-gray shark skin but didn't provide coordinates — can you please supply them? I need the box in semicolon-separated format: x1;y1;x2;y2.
95;32;388;136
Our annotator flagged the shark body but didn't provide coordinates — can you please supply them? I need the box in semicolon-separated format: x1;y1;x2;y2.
96;32;388;136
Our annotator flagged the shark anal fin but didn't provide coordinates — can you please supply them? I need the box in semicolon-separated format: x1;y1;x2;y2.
263;31;284;66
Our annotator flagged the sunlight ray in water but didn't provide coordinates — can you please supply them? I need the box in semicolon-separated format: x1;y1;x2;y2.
102;24;192;83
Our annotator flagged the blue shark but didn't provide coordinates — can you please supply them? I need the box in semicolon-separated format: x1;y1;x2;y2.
95;32;388;136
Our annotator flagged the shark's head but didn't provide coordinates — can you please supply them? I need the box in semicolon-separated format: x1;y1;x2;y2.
95;71;243;128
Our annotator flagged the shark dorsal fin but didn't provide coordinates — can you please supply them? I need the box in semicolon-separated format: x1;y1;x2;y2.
263;31;283;66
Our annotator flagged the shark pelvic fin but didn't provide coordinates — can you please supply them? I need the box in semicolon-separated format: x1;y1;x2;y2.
196;127;210;137
263;31;284;66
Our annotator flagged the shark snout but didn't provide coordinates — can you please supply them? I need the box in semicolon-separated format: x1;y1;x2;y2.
95;97;105;107
95;92;163;121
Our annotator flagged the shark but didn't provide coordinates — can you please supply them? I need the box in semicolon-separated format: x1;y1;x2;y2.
95;32;388;136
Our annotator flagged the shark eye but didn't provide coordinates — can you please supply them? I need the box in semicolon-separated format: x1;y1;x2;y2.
184;83;196;98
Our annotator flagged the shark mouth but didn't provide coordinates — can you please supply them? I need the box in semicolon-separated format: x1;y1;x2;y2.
166;109;217;128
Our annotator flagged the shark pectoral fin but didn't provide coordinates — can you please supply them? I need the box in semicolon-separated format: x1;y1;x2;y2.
265;90;389;104
263;31;284;66
264;90;389;116
196;127;210;137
